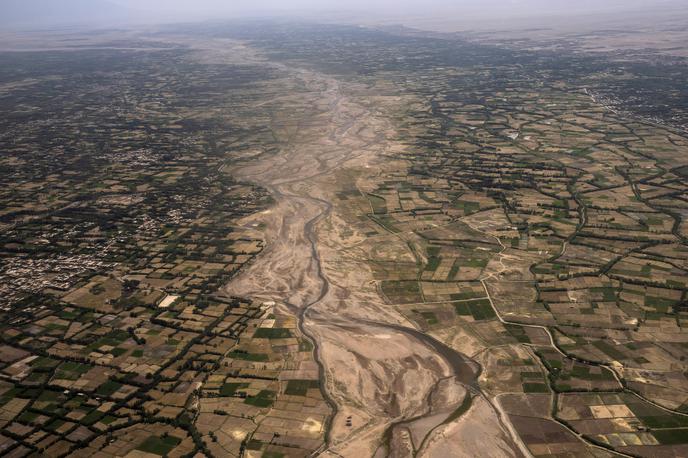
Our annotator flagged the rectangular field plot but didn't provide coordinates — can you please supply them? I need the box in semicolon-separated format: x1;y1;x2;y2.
454;299;496;321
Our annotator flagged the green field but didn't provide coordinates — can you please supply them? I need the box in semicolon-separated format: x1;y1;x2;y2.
137;435;182;456
454;299;496;321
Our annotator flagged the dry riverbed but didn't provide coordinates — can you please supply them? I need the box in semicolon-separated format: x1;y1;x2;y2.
202;39;527;457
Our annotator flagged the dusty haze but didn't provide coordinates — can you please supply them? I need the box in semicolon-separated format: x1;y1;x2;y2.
2;0;687;30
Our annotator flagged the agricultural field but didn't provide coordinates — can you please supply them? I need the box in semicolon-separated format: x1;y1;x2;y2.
0;33;330;457
1;16;688;458
216;20;688;456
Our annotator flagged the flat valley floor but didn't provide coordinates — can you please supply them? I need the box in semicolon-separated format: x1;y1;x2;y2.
1;21;688;458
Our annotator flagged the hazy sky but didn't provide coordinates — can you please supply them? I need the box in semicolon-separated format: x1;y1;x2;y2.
3;0;686;29
106;0;688;28
112;0;672;15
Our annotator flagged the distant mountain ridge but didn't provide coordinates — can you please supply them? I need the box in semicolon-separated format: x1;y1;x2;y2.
1;0;132;28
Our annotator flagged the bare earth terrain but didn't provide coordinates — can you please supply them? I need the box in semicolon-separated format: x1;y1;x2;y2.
216;45;519;456
216;41;525;457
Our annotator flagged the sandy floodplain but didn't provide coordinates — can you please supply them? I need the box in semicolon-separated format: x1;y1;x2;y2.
182;38;530;457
